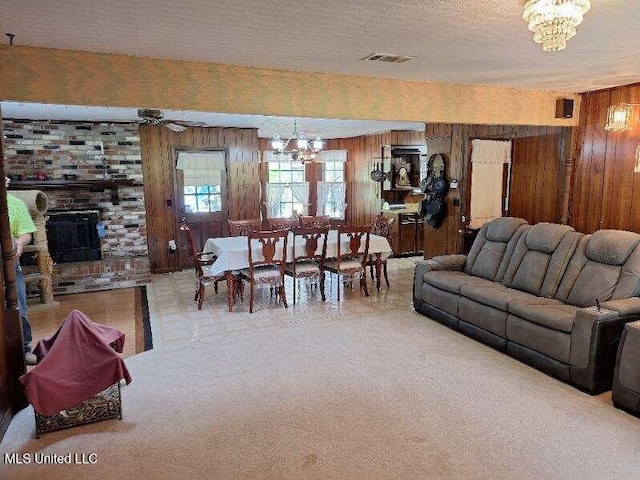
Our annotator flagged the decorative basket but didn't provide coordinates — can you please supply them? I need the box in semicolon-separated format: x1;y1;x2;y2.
34;383;122;438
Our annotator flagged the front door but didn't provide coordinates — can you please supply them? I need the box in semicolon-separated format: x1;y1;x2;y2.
175;149;228;269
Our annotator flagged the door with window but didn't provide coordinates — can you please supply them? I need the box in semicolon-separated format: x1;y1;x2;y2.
175;149;227;269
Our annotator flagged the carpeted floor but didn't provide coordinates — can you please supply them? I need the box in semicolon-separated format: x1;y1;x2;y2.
1;258;639;479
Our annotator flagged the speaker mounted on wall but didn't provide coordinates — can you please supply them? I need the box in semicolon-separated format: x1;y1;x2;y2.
556;98;574;119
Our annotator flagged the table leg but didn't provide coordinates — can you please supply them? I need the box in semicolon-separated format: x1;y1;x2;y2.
375;253;382;291
225;270;234;312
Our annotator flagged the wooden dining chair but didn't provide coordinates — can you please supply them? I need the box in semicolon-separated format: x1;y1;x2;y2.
285;226;329;305
238;229;289;313
267;217;300;231
322;224;371;301
299;215;331;228
179;223;223;309
228;218;262;236
367;214;395;289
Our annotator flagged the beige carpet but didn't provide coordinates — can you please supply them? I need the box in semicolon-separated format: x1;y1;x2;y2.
2;258;640;479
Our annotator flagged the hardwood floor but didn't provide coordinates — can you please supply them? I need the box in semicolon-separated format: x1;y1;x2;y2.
27;287;144;359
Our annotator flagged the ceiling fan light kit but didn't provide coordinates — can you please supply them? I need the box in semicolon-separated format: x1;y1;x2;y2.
136;109;201;132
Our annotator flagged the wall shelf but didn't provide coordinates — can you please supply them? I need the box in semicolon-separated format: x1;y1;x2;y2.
8;179;143;204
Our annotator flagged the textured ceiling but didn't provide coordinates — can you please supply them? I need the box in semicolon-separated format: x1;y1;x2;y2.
1;0;639;133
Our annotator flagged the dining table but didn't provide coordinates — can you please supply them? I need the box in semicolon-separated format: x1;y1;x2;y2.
203;230;393;311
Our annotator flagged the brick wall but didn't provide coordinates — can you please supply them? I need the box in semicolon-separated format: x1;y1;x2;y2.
2;120;151;295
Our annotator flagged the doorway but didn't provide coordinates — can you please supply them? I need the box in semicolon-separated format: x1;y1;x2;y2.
175;148;228;270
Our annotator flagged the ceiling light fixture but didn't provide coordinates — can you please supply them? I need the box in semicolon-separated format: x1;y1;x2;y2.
271;118;323;163
523;0;591;52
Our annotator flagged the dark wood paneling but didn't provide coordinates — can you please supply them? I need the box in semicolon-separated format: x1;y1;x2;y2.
571;83;640;233
424;123;570;258
141;126;260;273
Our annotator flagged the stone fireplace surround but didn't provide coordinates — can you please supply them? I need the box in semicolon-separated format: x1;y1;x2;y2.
3;119;151;296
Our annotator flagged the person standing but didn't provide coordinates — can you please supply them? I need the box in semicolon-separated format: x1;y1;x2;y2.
5;176;37;365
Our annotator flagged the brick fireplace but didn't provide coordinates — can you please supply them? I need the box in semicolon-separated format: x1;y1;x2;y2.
3;120;151;295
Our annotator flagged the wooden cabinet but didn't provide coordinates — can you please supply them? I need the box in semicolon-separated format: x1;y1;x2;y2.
398;213;424;256
386;212;424;256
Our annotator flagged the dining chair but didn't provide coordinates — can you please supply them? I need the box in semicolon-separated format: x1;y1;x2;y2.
179;223;223;309
367;214;395;289
322;224;371;301
299;215;331;228
267;217;300;231
285;226;329;305
238;229;289;313
228;218;262;236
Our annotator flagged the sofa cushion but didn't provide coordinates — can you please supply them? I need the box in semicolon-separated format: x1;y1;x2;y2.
421;284;460;316
508;298;577;333
486;217;528;242
459;298;507;337
465;218;529;282
502;224;580;298
460;283;538;311
525;223;575;254
424;270;493;294
506;315;572;363
565;262;621;308
586;230;640;266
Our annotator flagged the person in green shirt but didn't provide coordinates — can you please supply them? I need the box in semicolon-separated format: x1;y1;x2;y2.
5;176;38;365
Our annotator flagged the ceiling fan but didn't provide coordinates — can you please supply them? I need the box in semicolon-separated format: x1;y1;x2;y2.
136;109;207;132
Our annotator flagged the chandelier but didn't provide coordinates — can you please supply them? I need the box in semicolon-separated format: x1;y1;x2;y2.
271;118;323;163
523;0;591;52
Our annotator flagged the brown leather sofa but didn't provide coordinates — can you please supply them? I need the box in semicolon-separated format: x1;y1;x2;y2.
413;217;640;394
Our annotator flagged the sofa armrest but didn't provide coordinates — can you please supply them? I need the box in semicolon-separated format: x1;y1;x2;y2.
426;255;467;272
570;298;640;392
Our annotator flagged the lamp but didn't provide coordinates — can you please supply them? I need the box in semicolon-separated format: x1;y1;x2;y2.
605;104;635;132
271;118;323;163
523;0;591;52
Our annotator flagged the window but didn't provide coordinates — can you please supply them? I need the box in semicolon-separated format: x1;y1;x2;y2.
184;185;222;213
317;150;347;219
267;162;306;217
176;151;225;214
319;155;347;219
323;161;345;182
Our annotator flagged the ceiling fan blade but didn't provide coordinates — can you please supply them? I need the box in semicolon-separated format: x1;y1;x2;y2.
164;122;188;132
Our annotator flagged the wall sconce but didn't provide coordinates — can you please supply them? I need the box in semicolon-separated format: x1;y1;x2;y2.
635;145;640;174
605;104;634;132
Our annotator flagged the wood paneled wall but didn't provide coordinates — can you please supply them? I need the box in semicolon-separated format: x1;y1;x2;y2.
570;83;640;234
327;130;426;227
424;123;570;258
141;125;260;273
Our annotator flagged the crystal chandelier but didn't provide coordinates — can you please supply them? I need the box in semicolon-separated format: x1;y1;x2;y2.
523;0;591;52
271;118;323;163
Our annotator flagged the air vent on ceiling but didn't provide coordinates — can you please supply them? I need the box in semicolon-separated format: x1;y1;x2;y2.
361;53;415;64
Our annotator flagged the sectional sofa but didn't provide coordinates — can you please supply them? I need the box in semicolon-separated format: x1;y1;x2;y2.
413;217;640;394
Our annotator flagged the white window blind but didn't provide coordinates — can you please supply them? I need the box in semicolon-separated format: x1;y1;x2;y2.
176;151;225;187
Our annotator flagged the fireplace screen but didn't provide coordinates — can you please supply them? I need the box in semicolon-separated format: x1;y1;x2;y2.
47;211;102;263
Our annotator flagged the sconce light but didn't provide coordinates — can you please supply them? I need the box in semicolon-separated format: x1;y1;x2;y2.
635;145;640;174
605;104;635;132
